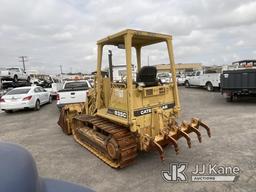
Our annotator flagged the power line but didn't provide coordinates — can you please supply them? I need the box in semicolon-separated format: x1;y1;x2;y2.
19;56;28;71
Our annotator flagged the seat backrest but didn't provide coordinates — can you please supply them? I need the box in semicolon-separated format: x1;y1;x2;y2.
0;142;41;192
136;66;158;87
0;142;94;192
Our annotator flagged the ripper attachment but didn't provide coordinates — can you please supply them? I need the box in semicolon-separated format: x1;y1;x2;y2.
152;118;211;160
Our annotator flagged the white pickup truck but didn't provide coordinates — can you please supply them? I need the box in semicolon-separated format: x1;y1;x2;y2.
184;70;220;91
0;67;30;82
56;80;92;109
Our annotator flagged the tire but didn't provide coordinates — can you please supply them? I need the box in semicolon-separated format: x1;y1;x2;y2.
34;100;40;111
226;95;233;102
185;81;190;88
48;95;52;104
13;75;18;83
206;82;214;92
5;110;13;113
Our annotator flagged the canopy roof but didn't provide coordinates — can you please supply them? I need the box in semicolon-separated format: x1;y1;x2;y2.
97;29;172;47
232;60;256;64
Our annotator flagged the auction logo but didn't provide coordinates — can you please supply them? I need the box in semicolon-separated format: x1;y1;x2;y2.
162;163;240;182
162;163;188;182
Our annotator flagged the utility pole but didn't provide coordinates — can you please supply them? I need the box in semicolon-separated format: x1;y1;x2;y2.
19;56;28;71
59;65;63;74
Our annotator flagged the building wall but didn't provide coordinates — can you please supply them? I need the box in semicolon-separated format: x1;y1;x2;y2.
155;63;203;74
112;65;137;81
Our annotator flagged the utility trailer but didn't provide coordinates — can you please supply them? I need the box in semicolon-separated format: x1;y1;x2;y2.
0;78;31;97
221;60;256;101
1;81;31;90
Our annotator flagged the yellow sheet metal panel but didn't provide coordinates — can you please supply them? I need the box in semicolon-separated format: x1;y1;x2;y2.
97;29;172;47
125;33;134;123
109;88;128;110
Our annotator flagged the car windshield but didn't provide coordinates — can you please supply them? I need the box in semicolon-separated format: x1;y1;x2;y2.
7;88;30;95
64;82;88;89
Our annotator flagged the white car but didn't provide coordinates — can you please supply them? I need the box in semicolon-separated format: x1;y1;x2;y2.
0;86;52;113
157;72;172;84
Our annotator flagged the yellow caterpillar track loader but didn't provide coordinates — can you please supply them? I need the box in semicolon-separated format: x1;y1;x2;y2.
58;29;211;168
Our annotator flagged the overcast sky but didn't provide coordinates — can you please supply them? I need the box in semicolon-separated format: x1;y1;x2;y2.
0;0;256;74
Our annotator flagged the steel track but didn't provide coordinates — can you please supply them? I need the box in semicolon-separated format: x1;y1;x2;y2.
73;115;138;168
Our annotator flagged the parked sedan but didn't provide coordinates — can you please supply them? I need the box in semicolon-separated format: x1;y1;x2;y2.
0;86;52;113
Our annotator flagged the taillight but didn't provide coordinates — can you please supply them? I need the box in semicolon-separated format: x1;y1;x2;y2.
23;96;32;101
56;94;60;100
0;98;5;102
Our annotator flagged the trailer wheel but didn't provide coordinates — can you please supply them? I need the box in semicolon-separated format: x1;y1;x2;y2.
226;95;233;102
5;110;13;113
206;82;213;92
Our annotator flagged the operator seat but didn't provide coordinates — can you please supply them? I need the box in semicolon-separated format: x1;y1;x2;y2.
136;66;159;87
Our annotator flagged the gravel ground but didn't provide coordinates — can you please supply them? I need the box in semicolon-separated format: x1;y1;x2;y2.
0;87;256;192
